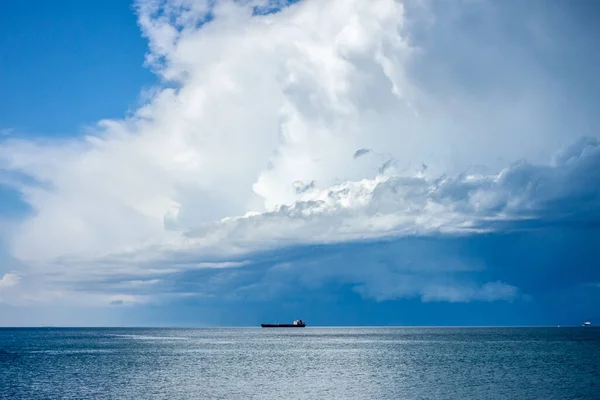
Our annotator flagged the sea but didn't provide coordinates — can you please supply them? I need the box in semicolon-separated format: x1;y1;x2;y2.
1;327;599;399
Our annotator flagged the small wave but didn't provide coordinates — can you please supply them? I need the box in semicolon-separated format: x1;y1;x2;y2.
110;334;188;341
28;349;115;355
0;349;16;356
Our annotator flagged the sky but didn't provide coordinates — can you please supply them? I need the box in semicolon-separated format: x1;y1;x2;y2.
0;0;599;327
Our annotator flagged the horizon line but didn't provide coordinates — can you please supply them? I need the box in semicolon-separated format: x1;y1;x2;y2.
0;325;593;329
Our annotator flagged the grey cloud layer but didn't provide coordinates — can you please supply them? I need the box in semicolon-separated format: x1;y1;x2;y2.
10;137;595;307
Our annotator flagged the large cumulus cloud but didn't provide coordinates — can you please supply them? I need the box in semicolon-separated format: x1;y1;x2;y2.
0;0;599;316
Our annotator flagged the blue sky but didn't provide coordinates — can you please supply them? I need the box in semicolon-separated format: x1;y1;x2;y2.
0;0;599;326
0;0;155;136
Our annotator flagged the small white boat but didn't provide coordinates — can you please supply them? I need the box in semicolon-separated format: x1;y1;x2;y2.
582;321;591;327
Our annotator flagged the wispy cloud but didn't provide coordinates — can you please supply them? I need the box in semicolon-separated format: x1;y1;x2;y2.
0;272;20;289
0;272;23;306
353;148;371;159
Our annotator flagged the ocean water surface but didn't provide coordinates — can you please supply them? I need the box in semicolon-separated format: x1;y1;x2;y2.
1;327;599;399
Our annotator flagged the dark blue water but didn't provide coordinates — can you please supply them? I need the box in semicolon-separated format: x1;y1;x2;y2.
1;327;599;399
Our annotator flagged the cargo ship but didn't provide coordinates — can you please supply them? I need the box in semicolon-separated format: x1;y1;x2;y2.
261;319;306;328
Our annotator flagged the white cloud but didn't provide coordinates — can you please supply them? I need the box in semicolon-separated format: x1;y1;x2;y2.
0;272;22;306
109;294;148;306
355;280;519;303
0;272;20;289
120;136;597;265
420;281;519;303
0;0;598;308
